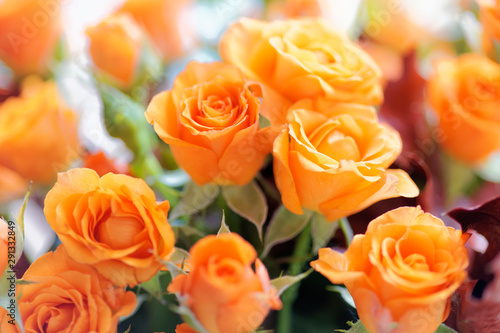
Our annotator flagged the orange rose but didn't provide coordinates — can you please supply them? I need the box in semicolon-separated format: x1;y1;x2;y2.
168;233;282;333
0;76;80;184
0;0;61;76
479;0;500;41
0;307;20;333
364;0;430;55
82;151;130;177
86;14;143;90
220;18;383;124
273;99;418;222
0;165;27;204
19;245;136;333
146;61;276;186
117;0;196;60
312;206;469;333
427;53;500;163
43;168;175;287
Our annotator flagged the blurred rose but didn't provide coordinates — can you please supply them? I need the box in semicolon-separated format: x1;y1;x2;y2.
19;245;136;333
0;76;80;186
118;0;196;60
44;168;175;287
82;151;130;177
146;61;277;186
168;233;282;333
0;0;61;76
364;0;429;55
0;307;20;333
273;99;418;222
86;14;143;90
479;0;500;41
0;165;27;204
312;206;469;333
427;53;500;164
220;18;383;124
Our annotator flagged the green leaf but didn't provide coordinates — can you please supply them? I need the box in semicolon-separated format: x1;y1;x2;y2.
261;206;313;257
137;272;164;301
99;82;158;157
311;213;339;254
169;182;219;220
217;211;231;235
171;300;209;333
339;217;354;247
222;181;267;240
342;321;370;333
326;286;355;308
435;324;459;333
270;268;313;296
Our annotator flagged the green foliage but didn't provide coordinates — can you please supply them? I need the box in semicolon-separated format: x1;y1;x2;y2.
222;181;267;240
261;207;313;257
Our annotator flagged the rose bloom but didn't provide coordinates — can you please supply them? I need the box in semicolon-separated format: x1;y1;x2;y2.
478;0;500;41
168;233;282;333
86;14;143;90
427;53;500;164
146;61;276;186
117;0;196;60
0;76;80;185
0;0;61;76
0;307;20;333
19;245;136;333
44;168;175;287
82;151;130;177
273;99;418;222
311;206;469;333
220;18;383;124
0;165;27;203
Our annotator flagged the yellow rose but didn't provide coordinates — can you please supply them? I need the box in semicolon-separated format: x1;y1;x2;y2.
220;18;383;124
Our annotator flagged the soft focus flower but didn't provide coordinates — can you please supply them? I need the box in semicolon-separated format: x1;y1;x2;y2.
43;168;175;287
312;206;469;333
364;0;430;55
273;99;418;221
0;307;20;333
0;0;61;76
82;151;130;177
19;245;136;333
220;18;383;124
479;0;500;42
0;165;27;204
86;14;143;90
117;0;196;60
427;53;500;164
168;233;282;333
146;61;277;186
0;76;80;185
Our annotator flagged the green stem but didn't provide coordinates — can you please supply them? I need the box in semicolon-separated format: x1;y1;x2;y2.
139;153;180;204
339;217;353;247
276;223;311;333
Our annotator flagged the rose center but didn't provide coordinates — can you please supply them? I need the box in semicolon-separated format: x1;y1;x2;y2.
95;214;142;249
